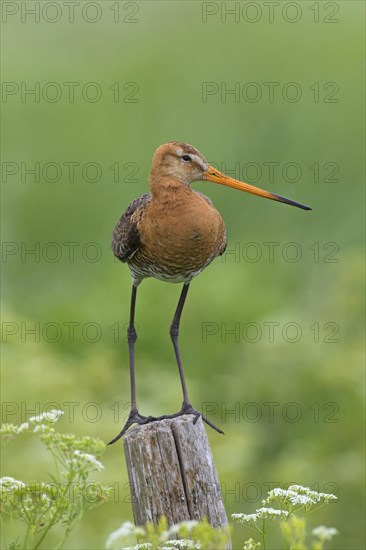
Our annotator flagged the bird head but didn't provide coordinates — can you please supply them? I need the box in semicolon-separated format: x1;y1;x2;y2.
150;142;209;186
150;142;311;210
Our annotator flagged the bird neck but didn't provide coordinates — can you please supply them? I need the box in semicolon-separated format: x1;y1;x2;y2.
149;173;192;201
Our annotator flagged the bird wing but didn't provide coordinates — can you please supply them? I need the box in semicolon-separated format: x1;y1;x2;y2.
194;190;213;206
194;190;227;255
112;193;151;262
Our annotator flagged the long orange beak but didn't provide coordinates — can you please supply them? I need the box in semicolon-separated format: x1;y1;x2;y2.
203;165;311;211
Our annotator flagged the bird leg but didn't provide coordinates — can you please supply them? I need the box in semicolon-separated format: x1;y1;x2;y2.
170;283;192;407
108;285;156;445
156;283;224;435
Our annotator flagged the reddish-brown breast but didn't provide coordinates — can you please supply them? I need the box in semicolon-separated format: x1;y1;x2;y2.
114;183;227;285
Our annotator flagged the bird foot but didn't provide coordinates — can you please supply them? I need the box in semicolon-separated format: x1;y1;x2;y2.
108;403;224;444
156;402;224;435
108;409;157;445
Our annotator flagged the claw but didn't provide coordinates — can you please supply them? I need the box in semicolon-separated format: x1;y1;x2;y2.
155;402;224;435
108;403;224;445
108;409;157;445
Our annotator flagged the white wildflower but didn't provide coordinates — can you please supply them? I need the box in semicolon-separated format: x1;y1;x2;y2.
23;496;33;511
256;507;289;519
0;423;21;436
17;422;29;433
288;485;337;502
32;423;51;434
317;492;338;502
263;488;316;507
41;493;51;503
312;526;338;541
105;521;143;549
243;539;261;550
72;450;104;471
262;485;337;509
162;540;198;549
232;512;258;523
0;476;26;492
168;520;199;535
29;409;64;424
232;507;288;524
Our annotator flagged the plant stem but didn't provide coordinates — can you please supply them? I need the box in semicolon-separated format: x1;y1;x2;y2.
33;478;73;550
54;511;81;550
23;524;31;549
262;518;266;550
50;448;61;482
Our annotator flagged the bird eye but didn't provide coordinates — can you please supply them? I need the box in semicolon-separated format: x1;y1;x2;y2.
182;155;192;162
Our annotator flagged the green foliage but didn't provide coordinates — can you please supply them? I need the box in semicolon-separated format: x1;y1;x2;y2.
104;485;338;550
0;412;111;549
105;517;230;550
2;2;364;548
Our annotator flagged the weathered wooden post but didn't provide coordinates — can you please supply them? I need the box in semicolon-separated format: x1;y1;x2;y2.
123;415;230;545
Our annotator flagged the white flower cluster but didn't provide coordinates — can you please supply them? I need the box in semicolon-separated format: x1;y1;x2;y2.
17;422;30;433
106;520;205;550
114;544;153;550
105;521;145;549
312;525;338;541
0;478;57;516
162;540;198;550
33;423;53;434
232;484;338;530
262;484;337;509
20;488;54;512
243;538;261;550
0;476;26;492
232;507;289;524
1;422;31;436
0;411;65;438
168;520;199;535
161;521;201;549
29;409;64;424
71;450;104;472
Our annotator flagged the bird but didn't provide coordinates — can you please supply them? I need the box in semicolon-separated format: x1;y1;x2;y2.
109;141;311;444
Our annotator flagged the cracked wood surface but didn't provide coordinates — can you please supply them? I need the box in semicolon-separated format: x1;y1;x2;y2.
123;415;229;531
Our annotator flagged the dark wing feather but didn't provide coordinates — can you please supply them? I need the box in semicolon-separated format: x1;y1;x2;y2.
112;193;151;262
219;241;227;256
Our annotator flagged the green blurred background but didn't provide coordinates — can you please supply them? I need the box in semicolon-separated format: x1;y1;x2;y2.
1;1;364;548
